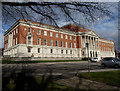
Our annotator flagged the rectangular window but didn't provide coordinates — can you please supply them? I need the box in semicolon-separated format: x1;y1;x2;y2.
50;49;53;53
61;34;63;38
38;48;40;53
28;48;31;52
74;36;76;40
61;50;63;54
50;32;53;37
70;50;72;54
28;28;31;33
74;43;76;48
56;41;58;46
56;33;58;38
38;38;41;45
16;38;17;44
44;39;47;45
70;36;72;40
66;42;68;48
44;31;47;36
66;50;68;54
16;29;18;33
61;41;63;47
50;40;53;46
70;42;72;48
65;35;68;39
38;30;41;35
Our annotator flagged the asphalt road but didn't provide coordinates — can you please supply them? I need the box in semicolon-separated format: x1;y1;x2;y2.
2;61;120;78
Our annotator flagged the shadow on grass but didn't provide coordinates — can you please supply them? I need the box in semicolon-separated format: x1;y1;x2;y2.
2;65;77;91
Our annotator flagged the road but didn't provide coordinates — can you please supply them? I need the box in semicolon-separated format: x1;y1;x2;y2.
2;61;120;77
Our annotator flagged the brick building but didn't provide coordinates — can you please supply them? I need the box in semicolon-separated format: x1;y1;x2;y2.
3;19;115;59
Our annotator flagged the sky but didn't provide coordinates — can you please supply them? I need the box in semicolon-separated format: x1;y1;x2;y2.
1;2;119;51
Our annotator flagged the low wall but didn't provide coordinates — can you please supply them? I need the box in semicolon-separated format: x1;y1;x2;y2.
2;57;82;61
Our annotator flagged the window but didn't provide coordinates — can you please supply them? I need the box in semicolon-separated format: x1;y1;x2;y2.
14;31;15;35
74;36;76;40
70;42;72;48
70;50;72;54
28;37;31;44
50;49;53;53
66;50;68;54
28;28;31;33
38;38;41;45
74;43;76;48
61;34;63;38
44;39;47;45
50;40;53;46
44;31;47;36
70;36;72;40
50;32;53;37
38;48;40;53
61;41;63;47
16;38;17;44
61;50;63;54
13;39;15;46
28;48;31;52
65;35;68;39
56;33;58;38
65;42;68;48
56;41;58;46
16;29;18;33
38;30;41;35
24;28;26;31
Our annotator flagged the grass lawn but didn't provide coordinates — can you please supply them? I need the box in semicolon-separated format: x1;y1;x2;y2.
3;75;76;91
78;70;120;87
2;60;85;64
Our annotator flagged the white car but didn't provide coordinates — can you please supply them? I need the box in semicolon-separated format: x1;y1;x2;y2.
91;57;101;62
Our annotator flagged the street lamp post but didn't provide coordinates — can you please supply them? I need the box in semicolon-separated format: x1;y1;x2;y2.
86;43;90;72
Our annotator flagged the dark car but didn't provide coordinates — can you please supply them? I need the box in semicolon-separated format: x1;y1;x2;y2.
101;57;120;68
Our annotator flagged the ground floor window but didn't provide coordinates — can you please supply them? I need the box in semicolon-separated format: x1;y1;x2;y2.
66;50;68;54
61;50;63;54
28;48;31;52
70;50;72;54
51;49;53;53
38;48;40;53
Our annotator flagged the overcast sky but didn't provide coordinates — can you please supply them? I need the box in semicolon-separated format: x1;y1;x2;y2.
1;2;119;51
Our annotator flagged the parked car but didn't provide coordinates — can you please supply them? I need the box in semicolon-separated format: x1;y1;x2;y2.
101;57;120;68
91;57;102;62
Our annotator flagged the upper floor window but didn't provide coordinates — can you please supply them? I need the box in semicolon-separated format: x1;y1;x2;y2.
61;34;63;38
61;41;63;47
70;42;72;48
38;30;41;35
50;40;53;46
56;41;58;46
66;42;68;48
38;38;41;45
65;35;68;39
50;32;53;37
74;43;76;48
74;36;76;40
56;33;58;38
28;28;31;33
44;31;47;36
70;36;72;40
44;39;47;45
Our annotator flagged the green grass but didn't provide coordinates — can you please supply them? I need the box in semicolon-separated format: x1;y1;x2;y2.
2;60;85;64
78;70;120;87
3;75;76;91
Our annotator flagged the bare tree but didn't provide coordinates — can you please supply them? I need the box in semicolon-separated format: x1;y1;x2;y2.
2;2;113;27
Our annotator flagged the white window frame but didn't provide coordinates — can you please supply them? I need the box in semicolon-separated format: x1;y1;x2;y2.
50;32;53;37
44;39;47;45
74;43;76;48
56;33;58;38
66;42;68;48
70;36;72;40
44;31;47;36
65;35;68;39
61;34;63;38
61;41;63;47
50;40;53;46
38;30;41;35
